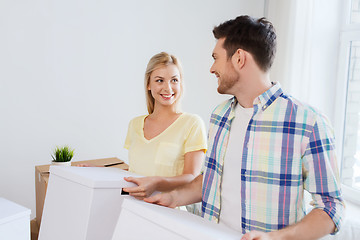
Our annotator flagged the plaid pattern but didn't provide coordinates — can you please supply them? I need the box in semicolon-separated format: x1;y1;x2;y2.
201;83;344;234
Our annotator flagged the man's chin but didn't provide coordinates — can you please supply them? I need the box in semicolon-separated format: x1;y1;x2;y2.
217;86;226;94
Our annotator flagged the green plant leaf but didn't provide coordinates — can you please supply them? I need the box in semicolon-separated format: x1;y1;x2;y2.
52;145;74;162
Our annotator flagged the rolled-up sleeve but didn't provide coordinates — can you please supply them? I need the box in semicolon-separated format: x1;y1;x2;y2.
302;114;345;234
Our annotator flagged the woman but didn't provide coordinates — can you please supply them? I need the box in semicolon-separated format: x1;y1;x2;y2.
123;52;207;201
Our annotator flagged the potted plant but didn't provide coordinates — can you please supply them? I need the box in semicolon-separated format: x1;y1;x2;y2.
51;145;74;166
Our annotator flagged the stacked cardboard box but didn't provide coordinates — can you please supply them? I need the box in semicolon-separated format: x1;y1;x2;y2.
30;218;38;240
35;157;128;228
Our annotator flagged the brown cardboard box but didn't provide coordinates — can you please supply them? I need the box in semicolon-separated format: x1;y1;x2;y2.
30;218;39;240
35;157;128;227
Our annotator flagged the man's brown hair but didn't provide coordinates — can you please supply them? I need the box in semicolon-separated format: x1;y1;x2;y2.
213;15;277;72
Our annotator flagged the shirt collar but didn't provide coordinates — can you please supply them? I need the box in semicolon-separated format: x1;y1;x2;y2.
254;82;283;111
227;82;283;119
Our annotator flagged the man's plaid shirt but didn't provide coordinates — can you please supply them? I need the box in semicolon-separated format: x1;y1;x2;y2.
201;83;344;234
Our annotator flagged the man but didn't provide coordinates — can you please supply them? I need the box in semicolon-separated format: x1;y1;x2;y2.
145;15;344;240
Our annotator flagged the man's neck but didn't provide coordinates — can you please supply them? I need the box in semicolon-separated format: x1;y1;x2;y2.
235;74;272;108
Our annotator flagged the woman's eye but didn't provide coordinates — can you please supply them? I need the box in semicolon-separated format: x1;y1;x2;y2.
171;79;178;83
155;79;163;82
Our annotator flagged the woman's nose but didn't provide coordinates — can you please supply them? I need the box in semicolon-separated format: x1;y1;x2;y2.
163;82;171;92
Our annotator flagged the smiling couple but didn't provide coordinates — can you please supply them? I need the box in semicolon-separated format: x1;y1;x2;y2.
123;15;344;240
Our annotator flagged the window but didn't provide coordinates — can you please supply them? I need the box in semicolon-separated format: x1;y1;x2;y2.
342;40;360;190
351;0;360;23
336;0;360;203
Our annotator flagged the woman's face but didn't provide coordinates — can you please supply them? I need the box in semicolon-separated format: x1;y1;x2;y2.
148;64;182;110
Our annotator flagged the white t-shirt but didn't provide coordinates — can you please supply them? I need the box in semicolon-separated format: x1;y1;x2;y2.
219;103;253;231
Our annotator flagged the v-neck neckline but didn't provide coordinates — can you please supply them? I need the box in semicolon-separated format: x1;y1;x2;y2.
141;113;184;142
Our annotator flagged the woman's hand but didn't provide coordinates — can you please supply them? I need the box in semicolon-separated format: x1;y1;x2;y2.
123;176;161;200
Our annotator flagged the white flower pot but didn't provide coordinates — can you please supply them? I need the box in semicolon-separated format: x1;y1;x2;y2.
51;161;71;166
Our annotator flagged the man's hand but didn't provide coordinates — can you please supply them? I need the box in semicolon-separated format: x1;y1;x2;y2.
123;176;160;200
145;174;203;208
241;209;335;240
144;192;178;208
241;231;273;240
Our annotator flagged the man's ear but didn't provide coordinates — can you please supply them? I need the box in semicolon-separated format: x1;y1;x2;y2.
232;49;246;70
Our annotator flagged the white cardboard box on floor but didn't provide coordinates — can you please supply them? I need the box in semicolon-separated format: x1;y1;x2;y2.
38;166;138;240
0;197;31;240
112;198;243;240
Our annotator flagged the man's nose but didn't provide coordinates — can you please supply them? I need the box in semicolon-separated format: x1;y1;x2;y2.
210;64;215;74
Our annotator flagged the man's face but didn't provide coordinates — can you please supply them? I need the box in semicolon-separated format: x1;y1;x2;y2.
210;38;239;95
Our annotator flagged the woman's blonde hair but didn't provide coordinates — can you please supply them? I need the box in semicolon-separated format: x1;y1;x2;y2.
145;52;184;114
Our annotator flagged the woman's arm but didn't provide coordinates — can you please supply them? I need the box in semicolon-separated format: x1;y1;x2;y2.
123;150;204;199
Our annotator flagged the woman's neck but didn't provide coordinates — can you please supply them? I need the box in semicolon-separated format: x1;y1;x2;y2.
150;105;181;120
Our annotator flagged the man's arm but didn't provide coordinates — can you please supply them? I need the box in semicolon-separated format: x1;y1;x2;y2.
243;113;344;240
271;208;335;239
144;174;203;208
241;208;335;240
123;151;204;199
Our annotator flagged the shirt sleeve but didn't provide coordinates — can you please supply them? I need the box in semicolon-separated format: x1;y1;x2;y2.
184;115;208;154
124;119;133;150
302;113;345;234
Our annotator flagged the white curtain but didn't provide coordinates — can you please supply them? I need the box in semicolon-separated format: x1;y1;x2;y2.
266;0;342;123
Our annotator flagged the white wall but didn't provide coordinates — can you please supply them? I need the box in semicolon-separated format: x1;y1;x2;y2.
0;0;266;219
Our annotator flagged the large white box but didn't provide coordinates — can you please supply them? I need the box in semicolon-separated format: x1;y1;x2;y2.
112;198;243;240
38;166;138;240
35;157;128;227
0;197;31;240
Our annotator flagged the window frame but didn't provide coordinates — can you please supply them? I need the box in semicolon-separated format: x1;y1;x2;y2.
335;0;360;205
